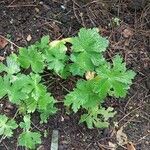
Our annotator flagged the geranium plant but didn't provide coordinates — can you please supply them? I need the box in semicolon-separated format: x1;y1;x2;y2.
0;28;136;149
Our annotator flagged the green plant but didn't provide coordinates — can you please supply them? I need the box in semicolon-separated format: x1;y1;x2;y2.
19;115;41;149
0;115;18;139
0;28;136;149
69;28;108;76
64;28;135;128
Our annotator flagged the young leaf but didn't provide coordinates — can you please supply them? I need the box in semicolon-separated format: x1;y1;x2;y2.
45;40;68;76
0;76;10;99
79;106;116;129
6;54;20;74
39;102;57;123
18;45;45;73
70;28;108;76
0;115;18;137
0;54;20;74
64;80;102;112
39;35;50;49
8;74;32;104
0;63;6;73
15;73;57;114
38;93;55;110
19;131;41;149
71;28;109;53
19;115;41;149
95;55;136;98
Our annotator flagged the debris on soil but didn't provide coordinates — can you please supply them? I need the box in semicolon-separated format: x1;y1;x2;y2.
127;142;136;150
0;56;5;61
0;36;8;49
0;0;149;149
116;127;128;146
122;28;133;38
26;34;32;42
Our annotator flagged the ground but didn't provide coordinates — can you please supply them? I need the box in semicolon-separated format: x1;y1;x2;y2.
0;0;150;150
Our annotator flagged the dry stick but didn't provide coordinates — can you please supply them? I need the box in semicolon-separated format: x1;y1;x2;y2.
31;122;42;132
135;133;150;145
124;92;137;110
118;106;142;124
0;135;6;143
8;0;16;6
6;4;37;8
2;141;9;150
0;35;20;48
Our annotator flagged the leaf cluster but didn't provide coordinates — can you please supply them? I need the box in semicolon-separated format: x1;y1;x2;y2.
0;28;136;149
63;28;136;128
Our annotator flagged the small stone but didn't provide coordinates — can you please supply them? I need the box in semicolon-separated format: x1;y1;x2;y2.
26;34;32;41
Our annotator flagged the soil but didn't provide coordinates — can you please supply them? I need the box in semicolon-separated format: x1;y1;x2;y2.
0;0;150;150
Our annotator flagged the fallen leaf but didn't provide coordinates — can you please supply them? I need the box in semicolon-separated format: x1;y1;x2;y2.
0;56;5;61
116;127;128;146
122;28;133;38
127;142;136;150
108;141;117;150
85;71;95;80
0;36;8;49
26;34;32;41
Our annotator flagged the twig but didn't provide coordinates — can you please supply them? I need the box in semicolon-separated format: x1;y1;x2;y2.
6;4;37;8
8;0;16;6
31;122;42;132
135;133;150;144
2;141;9;150
59;83;70;92
12;109;19;120
118;106;142;124
0;135;6;143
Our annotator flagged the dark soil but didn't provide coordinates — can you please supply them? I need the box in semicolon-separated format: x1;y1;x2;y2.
0;0;150;150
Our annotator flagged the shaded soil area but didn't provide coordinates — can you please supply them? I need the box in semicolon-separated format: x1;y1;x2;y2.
0;0;150;150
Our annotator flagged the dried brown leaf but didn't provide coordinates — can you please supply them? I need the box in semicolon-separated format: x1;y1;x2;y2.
127;142;136;150
122;28;133;38
0;36;8;49
116;127;128;146
85;71;95;80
